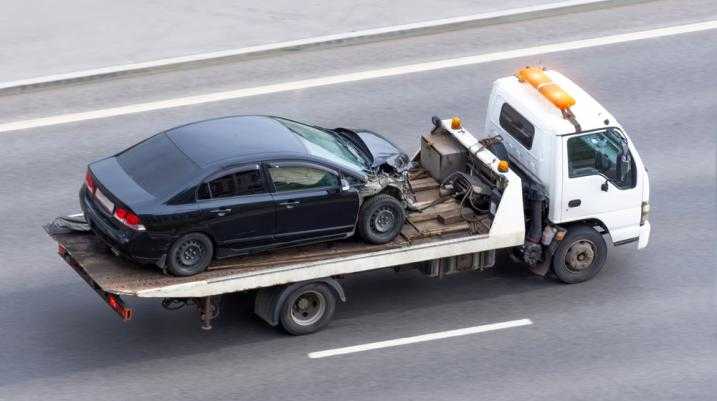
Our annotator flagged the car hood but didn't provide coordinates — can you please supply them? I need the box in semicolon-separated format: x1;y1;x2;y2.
334;128;409;172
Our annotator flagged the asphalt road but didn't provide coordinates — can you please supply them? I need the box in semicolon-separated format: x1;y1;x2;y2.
1;0;548;81
0;1;716;400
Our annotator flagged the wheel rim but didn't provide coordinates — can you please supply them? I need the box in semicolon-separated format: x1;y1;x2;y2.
176;239;206;267
371;206;395;233
564;239;596;272
291;291;326;326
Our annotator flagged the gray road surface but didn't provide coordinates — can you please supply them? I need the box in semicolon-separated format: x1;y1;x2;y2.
0;1;715;400
3;0;549;82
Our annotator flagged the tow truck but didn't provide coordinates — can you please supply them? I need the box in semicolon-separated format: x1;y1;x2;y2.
46;67;650;334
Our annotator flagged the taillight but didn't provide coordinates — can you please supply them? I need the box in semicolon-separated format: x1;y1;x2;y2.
85;170;96;193
113;207;146;231
106;294;133;321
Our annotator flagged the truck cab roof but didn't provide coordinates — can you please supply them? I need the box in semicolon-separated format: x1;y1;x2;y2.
493;70;620;135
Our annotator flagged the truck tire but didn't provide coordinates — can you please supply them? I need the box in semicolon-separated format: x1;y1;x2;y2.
357;194;405;244
279;282;337;335
551;225;607;283
166;233;214;276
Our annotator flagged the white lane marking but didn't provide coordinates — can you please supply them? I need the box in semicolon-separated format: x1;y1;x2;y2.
307;318;533;359
0;0;640;92
1;20;715;134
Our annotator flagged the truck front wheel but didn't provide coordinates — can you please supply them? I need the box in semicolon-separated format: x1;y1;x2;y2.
279;283;337;335
551;225;607;284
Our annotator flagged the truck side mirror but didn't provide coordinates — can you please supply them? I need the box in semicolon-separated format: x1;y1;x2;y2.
618;142;632;183
619;157;631;182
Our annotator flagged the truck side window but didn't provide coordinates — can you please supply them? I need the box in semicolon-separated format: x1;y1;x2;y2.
567;130;635;188
499;103;535;149
269;166;339;192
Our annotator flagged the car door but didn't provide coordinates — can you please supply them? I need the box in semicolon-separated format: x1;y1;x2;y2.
266;161;359;243
197;164;275;247
560;128;642;243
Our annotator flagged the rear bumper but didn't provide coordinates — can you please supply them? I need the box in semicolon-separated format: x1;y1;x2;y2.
80;187;169;264
637;221;650;250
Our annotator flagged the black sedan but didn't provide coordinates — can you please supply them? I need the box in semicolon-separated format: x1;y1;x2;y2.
81;116;410;276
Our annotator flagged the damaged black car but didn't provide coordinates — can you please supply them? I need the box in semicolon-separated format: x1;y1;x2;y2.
80;115;412;276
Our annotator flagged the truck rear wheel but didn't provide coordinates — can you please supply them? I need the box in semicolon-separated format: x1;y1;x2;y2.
551;225;607;284
279;283;337;335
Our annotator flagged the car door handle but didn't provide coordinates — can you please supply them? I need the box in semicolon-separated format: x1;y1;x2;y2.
279;200;300;208
210;208;231;216
568;199;581;208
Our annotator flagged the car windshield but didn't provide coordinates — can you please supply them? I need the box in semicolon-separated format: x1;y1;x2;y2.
275;118;370;172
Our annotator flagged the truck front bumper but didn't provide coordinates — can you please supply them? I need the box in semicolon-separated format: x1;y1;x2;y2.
638;221;651;250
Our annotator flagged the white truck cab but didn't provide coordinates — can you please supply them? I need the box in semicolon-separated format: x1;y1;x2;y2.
484;67;650;279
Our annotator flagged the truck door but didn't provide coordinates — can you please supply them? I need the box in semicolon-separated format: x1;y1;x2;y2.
560;128;642;243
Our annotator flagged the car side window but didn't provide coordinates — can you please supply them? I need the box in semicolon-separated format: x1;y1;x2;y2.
197;169;266;200
235;169;266;195
269;166;338;192
203;174;236;199
499;103;535;149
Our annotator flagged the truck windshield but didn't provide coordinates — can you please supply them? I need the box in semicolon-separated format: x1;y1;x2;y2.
275;118;370;173
567;129;629;184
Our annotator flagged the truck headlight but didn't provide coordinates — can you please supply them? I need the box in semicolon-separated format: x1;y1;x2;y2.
640;201;650;226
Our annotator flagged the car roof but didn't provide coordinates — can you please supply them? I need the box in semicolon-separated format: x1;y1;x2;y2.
165;115;307;167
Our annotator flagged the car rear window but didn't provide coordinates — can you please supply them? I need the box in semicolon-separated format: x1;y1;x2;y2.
117;133;199;197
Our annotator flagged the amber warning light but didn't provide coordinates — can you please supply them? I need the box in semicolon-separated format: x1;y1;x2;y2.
517;66;576;110
517;66;581;132
450;116;462;129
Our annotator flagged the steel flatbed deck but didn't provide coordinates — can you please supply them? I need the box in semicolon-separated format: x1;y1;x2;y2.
47;205;517;300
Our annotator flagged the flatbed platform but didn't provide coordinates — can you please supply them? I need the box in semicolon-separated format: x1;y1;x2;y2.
45;197;493;298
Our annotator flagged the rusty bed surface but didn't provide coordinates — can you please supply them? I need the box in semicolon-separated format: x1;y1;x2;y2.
46;174;492;295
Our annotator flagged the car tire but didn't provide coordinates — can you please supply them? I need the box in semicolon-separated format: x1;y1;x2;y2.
166;233;214;276
279;283;337;335
357;194;405;244
551;225;607;283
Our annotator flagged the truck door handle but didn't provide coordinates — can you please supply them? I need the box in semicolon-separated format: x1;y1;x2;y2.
279;200;300;208
568;199;581;208
210;208;231;216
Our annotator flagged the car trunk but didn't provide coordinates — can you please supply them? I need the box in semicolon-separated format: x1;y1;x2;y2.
89;156;156;215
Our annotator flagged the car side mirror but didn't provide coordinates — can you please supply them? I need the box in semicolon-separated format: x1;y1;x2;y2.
340;178;351;192
601;179;609;192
